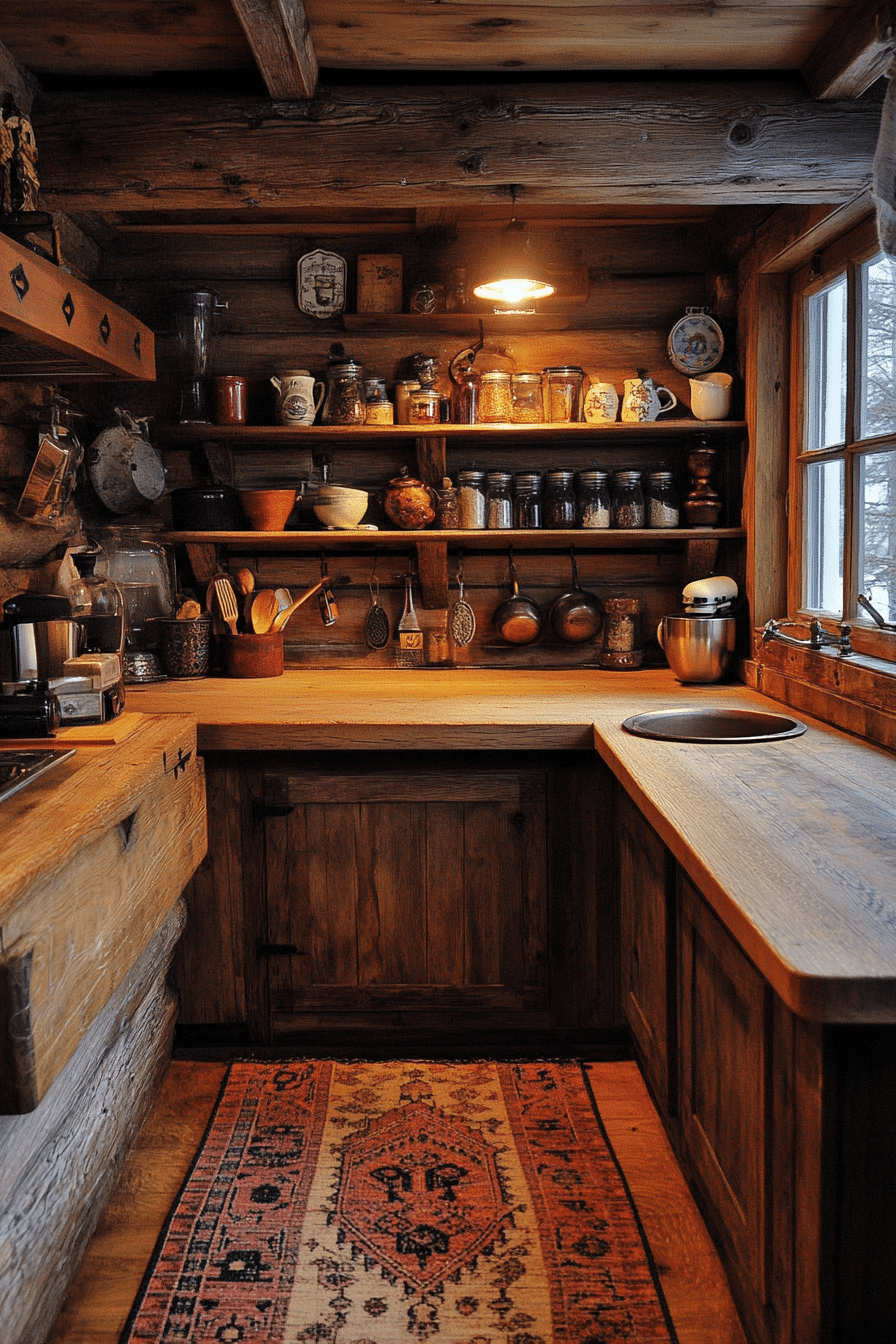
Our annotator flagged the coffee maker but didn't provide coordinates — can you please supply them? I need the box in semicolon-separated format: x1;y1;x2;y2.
0;592;125;731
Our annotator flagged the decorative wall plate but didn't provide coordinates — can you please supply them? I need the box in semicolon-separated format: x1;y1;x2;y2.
296;249;347;318
667;307;724;374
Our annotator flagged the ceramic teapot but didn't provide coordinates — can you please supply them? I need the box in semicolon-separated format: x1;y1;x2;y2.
621;377;678;423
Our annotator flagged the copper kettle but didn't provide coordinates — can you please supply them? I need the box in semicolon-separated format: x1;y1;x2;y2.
382;467;437;530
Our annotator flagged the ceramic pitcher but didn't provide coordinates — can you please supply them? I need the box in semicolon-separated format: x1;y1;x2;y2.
621;377;678;423
271;369;325;426
583;381;619;423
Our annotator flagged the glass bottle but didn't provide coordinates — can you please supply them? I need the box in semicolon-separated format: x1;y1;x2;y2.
435;477;460;529
510;372;544;424
544;470;577;528
364;378;394;425
611;471;645;529
645;470;680;528
457;469;487;529
577;469;611;529
478;371;513;424
321;358;366;426
486;471;514;529
70;550;125;657
514;472;543;529
599;596;644;670
451;366;479;424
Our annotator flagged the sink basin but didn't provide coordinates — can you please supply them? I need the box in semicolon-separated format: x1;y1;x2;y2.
621;708;807;743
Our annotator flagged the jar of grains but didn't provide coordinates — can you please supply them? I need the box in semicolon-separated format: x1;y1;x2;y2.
599;596;644;669
457;469;487;528
544;470;577;528
486;471;514;529
645;470;680;528
478;371;513;423
577;469;611;529
611;471;645;528
510;373;544;423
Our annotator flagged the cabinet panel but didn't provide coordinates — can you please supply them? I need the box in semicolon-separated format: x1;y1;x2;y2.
678;872;770;1335
263;765;548;1032
617;788;675;1114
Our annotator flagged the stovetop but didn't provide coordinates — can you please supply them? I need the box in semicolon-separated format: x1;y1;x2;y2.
0;748;76;804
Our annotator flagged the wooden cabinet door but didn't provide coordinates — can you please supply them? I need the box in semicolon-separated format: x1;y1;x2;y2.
617;789;675;1114
678;872;771;1341
262;766;548;1040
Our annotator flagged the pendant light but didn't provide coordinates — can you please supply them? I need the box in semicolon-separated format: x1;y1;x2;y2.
472;196;555;309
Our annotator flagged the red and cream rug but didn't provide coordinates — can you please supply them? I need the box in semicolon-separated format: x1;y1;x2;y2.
121;1059;676;1343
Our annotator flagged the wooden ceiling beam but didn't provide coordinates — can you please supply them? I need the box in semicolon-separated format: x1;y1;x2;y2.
803;1;896;99
228;0;318;99
30;79;881;213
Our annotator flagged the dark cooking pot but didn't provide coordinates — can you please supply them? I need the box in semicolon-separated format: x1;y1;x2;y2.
493;553;544;645
170;486;245;531
550;550;603;643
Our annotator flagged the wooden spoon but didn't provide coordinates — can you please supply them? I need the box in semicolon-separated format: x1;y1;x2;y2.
270;578;326;632
250;589;280;634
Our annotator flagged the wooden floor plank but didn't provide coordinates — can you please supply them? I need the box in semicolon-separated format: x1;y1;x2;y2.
46;1058;747;1344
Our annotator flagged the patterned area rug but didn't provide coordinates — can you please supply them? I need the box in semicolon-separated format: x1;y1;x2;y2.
121;1059;677;1343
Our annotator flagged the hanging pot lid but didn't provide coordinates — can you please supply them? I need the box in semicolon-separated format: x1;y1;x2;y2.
86;408;165;513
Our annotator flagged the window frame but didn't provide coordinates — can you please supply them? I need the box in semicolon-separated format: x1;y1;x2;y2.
790;215;896;665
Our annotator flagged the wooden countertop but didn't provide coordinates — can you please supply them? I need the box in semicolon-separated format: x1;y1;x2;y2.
129;670;896;1024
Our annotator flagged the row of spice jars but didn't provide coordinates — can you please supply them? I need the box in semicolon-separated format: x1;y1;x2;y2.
438;468;680;530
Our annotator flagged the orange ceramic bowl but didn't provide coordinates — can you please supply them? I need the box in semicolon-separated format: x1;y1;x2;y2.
240;489;296;531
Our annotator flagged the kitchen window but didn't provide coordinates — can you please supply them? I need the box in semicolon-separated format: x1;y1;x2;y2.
794;221;896;662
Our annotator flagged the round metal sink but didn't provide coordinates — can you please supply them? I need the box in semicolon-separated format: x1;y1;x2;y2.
621;708;807;743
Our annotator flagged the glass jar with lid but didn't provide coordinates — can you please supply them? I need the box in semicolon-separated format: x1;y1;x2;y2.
364;378;393;425
478;371;513;424
645;469;680;528
408;387;441;425
394;379;420;425
544;469;577;528
611;471;645;529
577;470;611;529
542;366;586;423
457;469;487;529
321;357;366;426
486;471;514;529
510;372;544;424
514;472;542;528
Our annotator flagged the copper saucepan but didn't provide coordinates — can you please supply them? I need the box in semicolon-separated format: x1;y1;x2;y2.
550;549;603;644
492;552;544;645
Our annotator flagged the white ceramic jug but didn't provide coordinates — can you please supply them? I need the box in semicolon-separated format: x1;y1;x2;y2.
621;377;677;423
583;381;619;423
271;369;325;426
689;371;733;421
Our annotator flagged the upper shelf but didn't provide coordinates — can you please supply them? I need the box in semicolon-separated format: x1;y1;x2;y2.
159;421;746;447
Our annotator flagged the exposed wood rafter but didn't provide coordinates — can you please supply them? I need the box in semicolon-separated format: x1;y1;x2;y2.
228;0;318;100
803;0;896;99
31;79;882;214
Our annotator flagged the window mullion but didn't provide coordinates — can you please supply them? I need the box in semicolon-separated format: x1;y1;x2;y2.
842;261;861;616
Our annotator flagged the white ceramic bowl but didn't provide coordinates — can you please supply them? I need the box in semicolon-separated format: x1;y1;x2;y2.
313;486;368;529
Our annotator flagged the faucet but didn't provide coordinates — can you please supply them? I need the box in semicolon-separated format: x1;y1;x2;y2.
762;617;854;656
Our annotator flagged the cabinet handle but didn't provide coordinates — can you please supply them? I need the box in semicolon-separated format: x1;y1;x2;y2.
255;941;305;959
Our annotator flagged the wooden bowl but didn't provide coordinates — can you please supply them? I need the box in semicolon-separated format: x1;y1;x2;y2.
240;489;296;531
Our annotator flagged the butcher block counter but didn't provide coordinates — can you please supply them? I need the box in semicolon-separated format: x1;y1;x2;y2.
129;668;896;1025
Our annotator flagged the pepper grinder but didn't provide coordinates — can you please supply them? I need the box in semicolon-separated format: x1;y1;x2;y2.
683;440;722;527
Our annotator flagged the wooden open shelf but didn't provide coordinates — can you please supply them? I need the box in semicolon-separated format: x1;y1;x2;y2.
160;421;745;447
